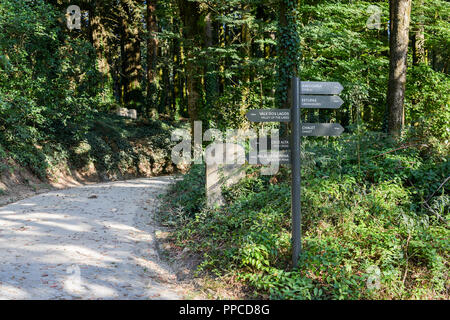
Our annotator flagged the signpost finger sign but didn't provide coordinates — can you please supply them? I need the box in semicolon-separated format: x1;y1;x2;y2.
246;77;344;269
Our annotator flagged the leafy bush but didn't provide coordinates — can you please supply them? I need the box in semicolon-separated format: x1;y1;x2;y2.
160;132;449;299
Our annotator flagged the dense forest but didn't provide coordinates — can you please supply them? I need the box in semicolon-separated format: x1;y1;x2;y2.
0;0;449;300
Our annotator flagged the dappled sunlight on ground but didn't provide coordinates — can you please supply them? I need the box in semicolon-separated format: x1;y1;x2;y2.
0;177;182;300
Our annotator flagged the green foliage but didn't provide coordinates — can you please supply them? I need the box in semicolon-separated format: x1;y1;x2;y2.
0;0;447;302
158;164;206;226
64;114;179;177
0;0;108;177
160;133;449;300
276;0;301;107
405;65;450;142
154;0;449;141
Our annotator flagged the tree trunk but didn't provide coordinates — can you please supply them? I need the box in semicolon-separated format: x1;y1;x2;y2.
241;6;252;117
120;17;127;106
387;0;412;137
277;0;299;137
172;29;180;118
218;22;226;94
177;0;202;133
120;0;143;112
204;12;218;124
147;0;158;117
90;1;111;102
91;2;109;76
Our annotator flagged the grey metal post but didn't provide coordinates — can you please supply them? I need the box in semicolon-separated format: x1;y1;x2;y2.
291;77;302;268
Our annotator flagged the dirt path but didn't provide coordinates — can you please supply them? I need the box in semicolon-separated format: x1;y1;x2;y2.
0;177;185;300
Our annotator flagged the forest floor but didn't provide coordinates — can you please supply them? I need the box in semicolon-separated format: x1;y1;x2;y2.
0;176;202;300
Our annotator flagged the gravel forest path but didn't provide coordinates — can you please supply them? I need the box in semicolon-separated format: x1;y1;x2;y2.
0;177;184;300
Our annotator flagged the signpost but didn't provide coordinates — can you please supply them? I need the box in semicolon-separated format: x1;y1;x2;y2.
300;81;344;95
245;109;290;122
299;123;344;136
247;123;344;137
245;96;343;121
297;96;344;109
247;150;291;165
246;77;344;269
250;137;290;150
291;78;302;269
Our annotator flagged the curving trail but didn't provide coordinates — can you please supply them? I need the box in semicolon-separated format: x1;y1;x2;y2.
0;177;183;300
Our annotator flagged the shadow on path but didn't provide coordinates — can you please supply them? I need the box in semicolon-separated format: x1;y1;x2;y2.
0;177;183;300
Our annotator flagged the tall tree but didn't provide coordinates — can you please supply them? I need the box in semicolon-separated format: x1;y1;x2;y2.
277;0;300;136
120;0;143;112
147;0;158;117
90;0;112;101
387;0;412;137
241;3;252;116
203;11;219;125
177;0;203;132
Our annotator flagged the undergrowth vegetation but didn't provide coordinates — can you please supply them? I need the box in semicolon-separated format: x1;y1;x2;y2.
0;111;182;182
159;132;449;300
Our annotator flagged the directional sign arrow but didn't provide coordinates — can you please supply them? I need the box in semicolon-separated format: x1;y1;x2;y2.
298;95;344;109
246;109;345;136
300;123;344;136
300;81;344;95
247;108;346;135
246;109;290;122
